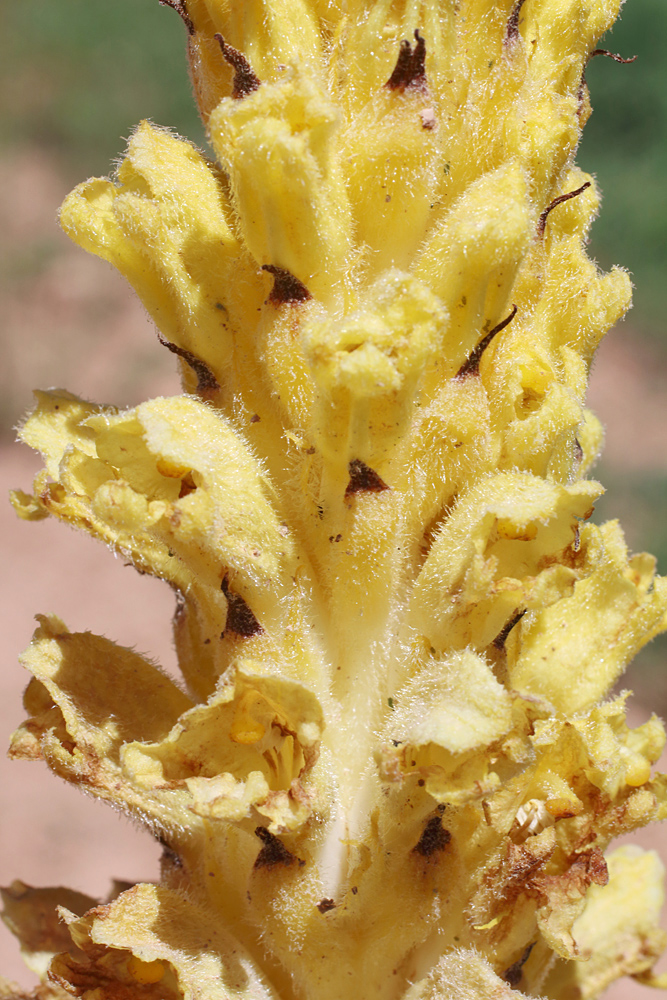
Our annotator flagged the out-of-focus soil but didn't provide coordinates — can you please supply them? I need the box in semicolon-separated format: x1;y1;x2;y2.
0;149;178;433
1;149;666;998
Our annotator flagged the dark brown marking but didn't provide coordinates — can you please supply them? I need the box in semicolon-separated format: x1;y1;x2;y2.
589;48;637;64
505;0;527;44
178;472;197;498
158;0;194;35
316;898;336;913
221;577;263;638
261;265;312;305
215;34;261;99
493;609;527;650
586;847;609;886
456;305;518;379
577;73;589;116
537;182;591;237
157;335;219;393
345;459;389;497
502;943;535;988
385;30;427;92
254;827;300;869
412;814;451;857
156;834;183;869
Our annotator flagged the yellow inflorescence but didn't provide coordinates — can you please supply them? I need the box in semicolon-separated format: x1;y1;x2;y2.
4;1;667;999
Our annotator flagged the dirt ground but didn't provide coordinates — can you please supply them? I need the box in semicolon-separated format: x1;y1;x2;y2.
1;148;666;997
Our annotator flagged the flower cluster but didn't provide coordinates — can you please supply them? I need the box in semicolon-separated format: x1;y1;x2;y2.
4;0;667;998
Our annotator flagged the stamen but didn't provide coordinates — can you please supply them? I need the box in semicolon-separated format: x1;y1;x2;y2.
215;34;261;99
456;304;518;379
385;30;427;92
262;265;312;305
157;335;219;393
158;0;194;36
345;459;389;497
537;182;591;237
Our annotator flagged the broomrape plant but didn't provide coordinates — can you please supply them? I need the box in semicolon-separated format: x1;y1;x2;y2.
3;0;667;997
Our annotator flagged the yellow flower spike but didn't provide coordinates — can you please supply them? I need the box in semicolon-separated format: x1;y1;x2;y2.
60;121;261;398
7;0;667;998
209;64;353;301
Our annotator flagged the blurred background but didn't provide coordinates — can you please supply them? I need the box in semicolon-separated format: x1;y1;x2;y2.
1;0;666;993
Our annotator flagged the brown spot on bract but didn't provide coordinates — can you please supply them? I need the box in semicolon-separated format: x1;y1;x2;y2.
254;827;300;869
537;182;591;238
157;835;183;870
505;0;527;44
456;305;518;379
178;471;197;498
215;34;261;99
221;577;263;638
385;30;427;92
504;841;553;901
585;847;609;886
589;48;637;64
262;265;311;305
531;847;608;915
493;609;526;650
317;898;336;913
502;943;535;988
157;335;219;393
345;459;389;497
412;814;451;857
158;0;194;35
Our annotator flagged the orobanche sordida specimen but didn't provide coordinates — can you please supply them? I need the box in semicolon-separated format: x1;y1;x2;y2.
4;0;667;998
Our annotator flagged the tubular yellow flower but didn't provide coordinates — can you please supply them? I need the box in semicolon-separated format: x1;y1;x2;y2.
4;1;667;998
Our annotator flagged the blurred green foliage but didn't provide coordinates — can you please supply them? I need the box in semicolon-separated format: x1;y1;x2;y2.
1;0;204;177
579;0;667;337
